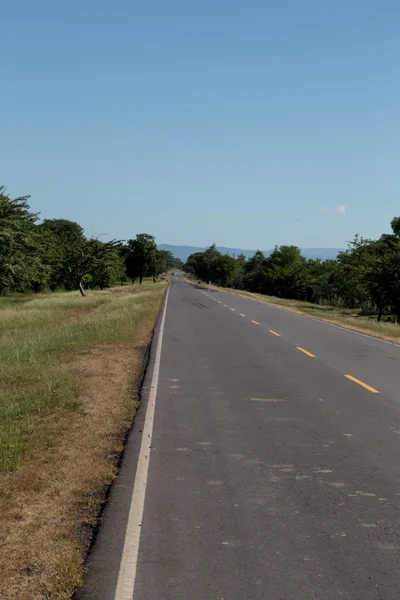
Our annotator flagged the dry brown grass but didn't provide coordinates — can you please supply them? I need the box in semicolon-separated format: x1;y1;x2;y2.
0;286;165;599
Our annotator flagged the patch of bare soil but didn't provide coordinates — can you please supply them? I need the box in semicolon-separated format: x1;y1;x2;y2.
0;320;154;600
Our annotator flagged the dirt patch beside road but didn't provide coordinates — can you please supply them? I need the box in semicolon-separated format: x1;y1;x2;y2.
0;284;165;599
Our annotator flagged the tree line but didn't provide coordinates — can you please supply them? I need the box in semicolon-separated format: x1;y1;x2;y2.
184;217;400;323
0;187;182;295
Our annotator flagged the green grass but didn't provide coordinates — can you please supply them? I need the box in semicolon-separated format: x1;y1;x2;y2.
0;281;166;472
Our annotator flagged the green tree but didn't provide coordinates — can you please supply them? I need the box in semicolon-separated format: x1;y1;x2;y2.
156;249;175;277
39;218;85;243
243;251;268;293
171;256;184;270
304;259;338;304
185;245;236;286
230;253;247;289
211;253;237;286
390;216;400;236
266;246;308;299
362;241;392;321
86;248;126;289
125;234;158;284
38;218;87;290
185;251;207;279
61;237;120;295
333;236;374;309
365;220;400;322
0;187;49;293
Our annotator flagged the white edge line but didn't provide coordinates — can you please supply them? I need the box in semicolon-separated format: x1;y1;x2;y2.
113;285;170;600
294;311;400;347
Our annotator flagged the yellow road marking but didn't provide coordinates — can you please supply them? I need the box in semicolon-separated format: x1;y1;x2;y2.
231;308;236;312
239;313;246;317
296;347;315;358
345;375;379;394
269;330;281;337
252;320;260;325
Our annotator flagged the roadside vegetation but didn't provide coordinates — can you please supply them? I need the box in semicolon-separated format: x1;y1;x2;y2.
0;186;182;296
0;186;180;598
0;283;166;599
0;284;166;472
184;217;400;338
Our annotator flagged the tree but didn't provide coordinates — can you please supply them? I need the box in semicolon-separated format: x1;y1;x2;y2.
243;251;268;293
38;219;87;291
185;251;207;279
365;220;400;322
171;256;184;270
362;241;392;321
265;246;308;299
211;253;237;286
61;237;121;296
0;187;49;293
30;225;64;292
86;248;126;289
230;253;247;289
39;219;85;243
201;244;220;282
390;217;400;236
117;245;131;285
125;234;158;284
155;250;183;276
156;249;175;277
304;259;338;304
185;244;220;283
184;245;237;286
331;236;373;309
38;219;122;294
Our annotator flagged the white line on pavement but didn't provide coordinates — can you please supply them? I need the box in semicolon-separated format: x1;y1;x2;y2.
113;286;170;600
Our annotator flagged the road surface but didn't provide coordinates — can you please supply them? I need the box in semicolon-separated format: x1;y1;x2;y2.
77;274;400;600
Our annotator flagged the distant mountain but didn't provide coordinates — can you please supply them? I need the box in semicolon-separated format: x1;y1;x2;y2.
158;244;344;263
299;248;345;260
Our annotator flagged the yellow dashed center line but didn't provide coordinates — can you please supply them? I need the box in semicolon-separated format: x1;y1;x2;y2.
201;297;379;395
296;347;315;358
345;374;379;394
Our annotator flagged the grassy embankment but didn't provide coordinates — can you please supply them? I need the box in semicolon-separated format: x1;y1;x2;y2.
0;281;166;599
189;279;400;343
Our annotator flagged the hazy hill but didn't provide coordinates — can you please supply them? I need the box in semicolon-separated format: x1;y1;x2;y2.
158;244;344;263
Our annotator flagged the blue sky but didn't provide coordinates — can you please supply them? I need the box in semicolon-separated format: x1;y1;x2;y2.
2;1;400;250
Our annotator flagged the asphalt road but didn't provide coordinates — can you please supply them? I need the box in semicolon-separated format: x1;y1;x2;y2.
77;274;400;600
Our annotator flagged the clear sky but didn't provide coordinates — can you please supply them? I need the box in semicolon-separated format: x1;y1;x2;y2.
2;1;400;250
